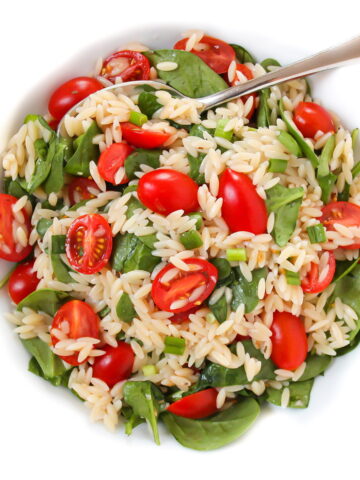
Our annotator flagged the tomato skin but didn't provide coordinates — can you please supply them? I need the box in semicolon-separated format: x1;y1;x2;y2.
65;214;113;274
152;258;218;313
171;307;200;324
121;122;170;149
227;63;256;120
301;252;335;294
218;169;267;234
97;142;134;184
321;201;360;249
8;260;39;304
293;102;335;139
0;193;32;262
92;342;135;387
68;178;100;206
101;50;150;83
51;300;100;366
48;77;103;121
138;169;199;215
167;388;218;419
270;311;308;371
174;35;235;74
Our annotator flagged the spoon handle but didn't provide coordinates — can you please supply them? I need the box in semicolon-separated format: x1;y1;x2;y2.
199;35;360;110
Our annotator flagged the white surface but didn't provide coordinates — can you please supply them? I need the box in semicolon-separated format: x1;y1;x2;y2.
1;1;360;479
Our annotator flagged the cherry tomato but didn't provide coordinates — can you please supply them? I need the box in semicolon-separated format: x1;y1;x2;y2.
48;118;59;131
270;311;308;371
293;102;335;139
121;122;171;149
8;260;39;304
170;306;201;324
301;252;335;294
321;201;360;249
51;300;100;366
48;76;103;122
0;193;32;262
68;178;100;206
65;214;113;274
218;169;267;234
227;63;256;119
152;258;218;313
97;142;134;185
138;169;199;216
167;388;218;419
92;342;135;387
101;50;150;83
174;35;235;74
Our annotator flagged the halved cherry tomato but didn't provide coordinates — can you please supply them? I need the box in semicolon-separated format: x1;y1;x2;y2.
65;214;113;274
48;118;59;131
0;193;32;262
101;50;150;83
171;306;200;324
167;388;218;419
68;178;100;206
218;168;267;234
293;102;335;139
51;300;100;366
138;169;199;215
48;77;103;121
152;258;217;313
121;122;171;149
8;260;39;304
320;201;360;249
92;342;135;387
301;252;335;294
174;35;235;74
270;311;308;371
227;63;256;120
97;142;134;185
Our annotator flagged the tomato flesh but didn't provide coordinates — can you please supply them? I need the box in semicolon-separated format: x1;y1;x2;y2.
301;252;335;294
51;300;100;366
227;63;256;120
151;258;217;313
92;342;135;387
293;102;335;139
321;201;360;249
97;142;134;185
8;260;39;304
65;214;113;274
121;122;170;149
101;50;150;83
68;178;100;206
167;388;218;419
270;311;308;371
218;169;267;234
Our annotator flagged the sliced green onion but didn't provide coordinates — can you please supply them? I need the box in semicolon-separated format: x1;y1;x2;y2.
277;131;302;157
142;365;158;376
285;270;301;285
226;248;247;262
188;212;203;230
23;114;39;124
307;224;327;244
180;230;203;249
164;336;186;355
129;110;148;127
206;312;217;324
352;128;359;149
0;263;18;289
214;119;233;141
98;306;111;318
268;158;288;173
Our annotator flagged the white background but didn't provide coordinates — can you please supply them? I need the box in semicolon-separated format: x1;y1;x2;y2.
1;1;360;479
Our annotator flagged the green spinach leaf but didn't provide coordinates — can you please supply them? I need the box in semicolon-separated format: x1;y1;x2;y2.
231;44;257;64
189;124;213;139
22;338;68;384
231;267;267;313
44;137;73;194
209;258;233;287
299;354;332;381
208;292;228;323
188;153;205;185
138;91;162;117
116;293;136;324
26;138;55;193
123;240;160;273
111;233;139;272
64;122;101;177
266;380;314;408
36;218;52;238
125;149;161;180
17;289;70;316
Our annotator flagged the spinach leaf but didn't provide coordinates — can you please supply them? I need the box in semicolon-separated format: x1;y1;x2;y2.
116;293;136;324
123;240;160;273
36;218;52;238
124;149;161;180
126;196;144;218
64;122;101;177
26;138;55;193
334;258;360;282
189;124;213;139
299;354;332;381
266;380;314;408
4;177;28;198
209;258;234;287
22;338;68;384
162;398;260;451
317;134;336;203
231;44;257;64
111;233;139;272
51;254;73;283
138;233;157;249
256;59;280;127
17;289;70;316
208;292;228;323
51;235;66;254
138;91;162;117
231;267;267;313
318;174;337;204
44;137;73;194
145;50;228;98
260;58;281;70
188;153;205;185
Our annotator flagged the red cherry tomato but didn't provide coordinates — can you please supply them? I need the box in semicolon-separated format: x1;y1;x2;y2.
97;142;134;185
170;307;201;324
218;168;267;234
8;260;39;304
121;122;171;149
0;193;32;262
152;258;217;313
321;201;360;249
92;342;135;387
293;102;335;139
101;50;150;83
51;300;100;366
301;252;335;294
48;118;59;131
270;311;308;371
48;77;103;121
65;214;113;274
68;178;100;206
138;169;199;215
174;35;235;74
227;63;256;120
167;388;218;419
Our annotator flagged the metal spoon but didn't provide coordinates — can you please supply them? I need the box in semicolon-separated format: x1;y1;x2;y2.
58;35;360;136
